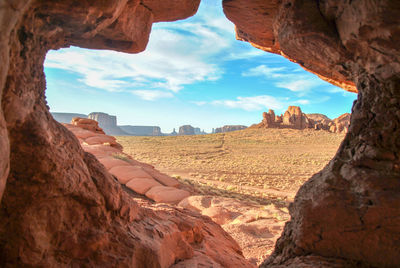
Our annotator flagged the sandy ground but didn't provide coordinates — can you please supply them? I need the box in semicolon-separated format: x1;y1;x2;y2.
117;128;345;264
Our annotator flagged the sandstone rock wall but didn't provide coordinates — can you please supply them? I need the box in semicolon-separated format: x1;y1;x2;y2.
0;0;252;266
223;0;400;266
1;0;400;267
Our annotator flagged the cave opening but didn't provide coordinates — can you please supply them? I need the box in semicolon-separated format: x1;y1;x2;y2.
1;0;399;267
43;1;356;265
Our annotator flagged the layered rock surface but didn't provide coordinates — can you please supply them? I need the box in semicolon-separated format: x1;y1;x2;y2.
65;118;190;204
0;0;251;266
223;0;400;267
1;0;400;267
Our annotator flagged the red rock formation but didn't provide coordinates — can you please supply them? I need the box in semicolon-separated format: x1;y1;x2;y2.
1;0;400;267
282;106;312;129
71;117;105;134
329;113;351;134
0;0;252;266
252;106;315;130
224;0;400;267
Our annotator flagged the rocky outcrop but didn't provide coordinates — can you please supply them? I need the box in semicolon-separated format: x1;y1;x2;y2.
252;107;351;134
169;128;178;136
65;119;190;204
329;113;351;134
179;125;195;135
215;125;247;133
51;112;87;123
251;106;313;130
179;195;289;266
224;0;400;267
88;112;127;136
282;106;313;129
1;0;400;267
0;0;251;266
120;125;162;136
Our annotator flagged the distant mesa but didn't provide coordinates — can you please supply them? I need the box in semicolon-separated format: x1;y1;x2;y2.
88;112;128;136
214;125;247;133
178;125;195;135
251;106;350;134
194;127;206;135
52;112;207;136
120;125;162;136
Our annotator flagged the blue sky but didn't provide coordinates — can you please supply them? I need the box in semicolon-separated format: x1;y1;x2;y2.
44;0;357;133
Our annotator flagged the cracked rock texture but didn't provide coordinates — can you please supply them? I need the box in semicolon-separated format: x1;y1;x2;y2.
0;0;253;267
223;0;400;266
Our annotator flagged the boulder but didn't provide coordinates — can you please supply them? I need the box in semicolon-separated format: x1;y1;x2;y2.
125;178;162;194
71;117;105;134
109;165;154;184
146;186;190;204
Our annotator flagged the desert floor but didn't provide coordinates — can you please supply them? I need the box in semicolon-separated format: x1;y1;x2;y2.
117;128;345;264
117;128;344;205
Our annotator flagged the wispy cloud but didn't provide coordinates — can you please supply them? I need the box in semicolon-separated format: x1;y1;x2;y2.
276;79;322;93
293;99;310;105
131;90;173;101
210;95;283;111
44;0;270;96
242;64;325;95
242;64;286;78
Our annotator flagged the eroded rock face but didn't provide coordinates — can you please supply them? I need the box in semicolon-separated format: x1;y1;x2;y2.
0;0;252;266
223;0;400;266
1;0;400;267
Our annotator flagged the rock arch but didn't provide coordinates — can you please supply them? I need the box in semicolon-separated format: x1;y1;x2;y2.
0;0;399;267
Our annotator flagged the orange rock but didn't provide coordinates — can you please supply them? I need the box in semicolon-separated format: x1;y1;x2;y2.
84;134;116;146
97;156;131;170
125;178;162;194
144;169;180;187
81;144;121;158
109;166;153;184
202;207;233;225
146;186;190;204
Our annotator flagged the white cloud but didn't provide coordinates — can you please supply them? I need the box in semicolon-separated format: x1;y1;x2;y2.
294;99;310;105
242;64;326;95
276;79;322;94
44;3;234;95
131;90;173;101
242;64;286;78
211;95;283;111
44;0;272;96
